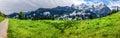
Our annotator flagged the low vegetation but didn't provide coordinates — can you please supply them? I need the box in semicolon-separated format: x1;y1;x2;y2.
0;16;4;22
8;11;120;38
0;12;5;22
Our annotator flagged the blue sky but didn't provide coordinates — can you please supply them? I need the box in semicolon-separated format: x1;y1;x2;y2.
85;0;119;5
85;0;110;5
0;0;120;15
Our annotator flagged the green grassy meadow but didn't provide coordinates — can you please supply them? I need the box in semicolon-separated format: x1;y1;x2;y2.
8;12;120;38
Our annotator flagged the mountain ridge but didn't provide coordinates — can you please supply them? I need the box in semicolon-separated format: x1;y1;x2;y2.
8;3;113;20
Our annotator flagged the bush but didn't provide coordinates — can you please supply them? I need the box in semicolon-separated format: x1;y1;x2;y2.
0;11;6;17
51;21;78;33
18;11;26;20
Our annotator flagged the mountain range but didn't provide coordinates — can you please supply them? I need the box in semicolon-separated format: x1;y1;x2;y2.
8;3;117;20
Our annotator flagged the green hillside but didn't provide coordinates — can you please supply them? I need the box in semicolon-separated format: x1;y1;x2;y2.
0;12;5;22
8;11;120;38
0;16;4;22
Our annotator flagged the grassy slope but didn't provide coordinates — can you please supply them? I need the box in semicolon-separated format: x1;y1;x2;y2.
8;12;120;38
0;16;4;22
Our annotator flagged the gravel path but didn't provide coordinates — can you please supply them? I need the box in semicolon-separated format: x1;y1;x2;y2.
0;19;9;38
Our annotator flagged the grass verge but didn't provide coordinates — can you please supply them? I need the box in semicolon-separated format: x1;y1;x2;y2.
0;16;4;22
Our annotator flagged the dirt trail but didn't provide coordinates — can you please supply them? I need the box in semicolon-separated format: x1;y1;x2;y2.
0;19;9;38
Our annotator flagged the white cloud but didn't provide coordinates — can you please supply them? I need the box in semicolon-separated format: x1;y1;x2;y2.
108;0;120;7
72;0;86;5
0;0;73;15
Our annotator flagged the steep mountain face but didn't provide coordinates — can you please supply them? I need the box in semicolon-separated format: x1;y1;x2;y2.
8;3;112;20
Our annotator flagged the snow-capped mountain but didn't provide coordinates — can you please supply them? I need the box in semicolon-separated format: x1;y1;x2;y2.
8;2;112;20
56;3;112;20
